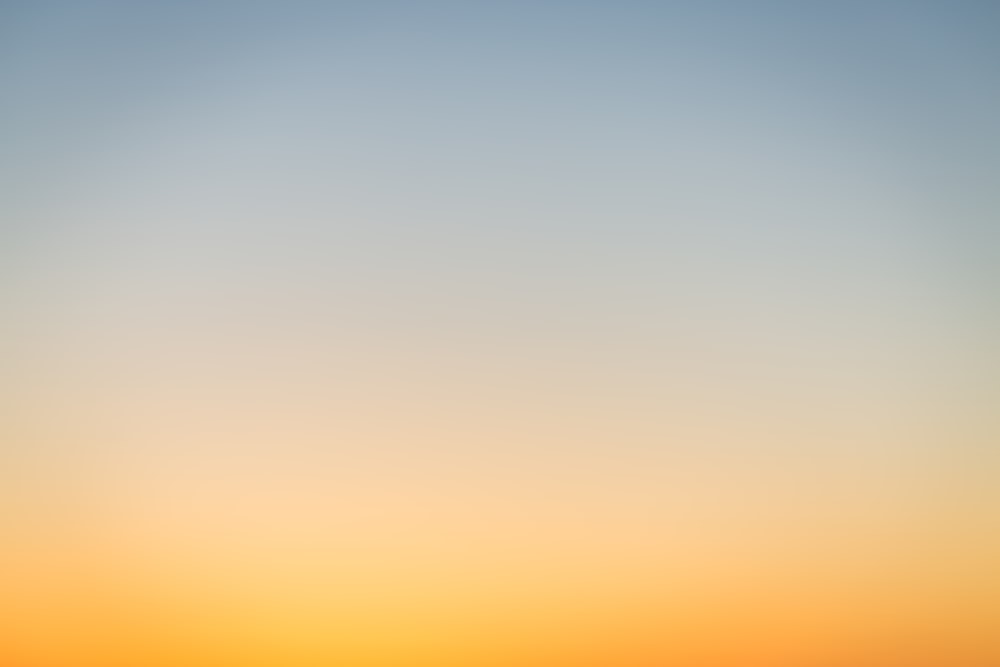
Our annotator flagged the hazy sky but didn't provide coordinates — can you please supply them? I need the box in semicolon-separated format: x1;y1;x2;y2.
2;2;998;664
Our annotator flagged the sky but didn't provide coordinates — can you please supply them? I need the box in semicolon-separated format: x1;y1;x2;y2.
1;2;998;665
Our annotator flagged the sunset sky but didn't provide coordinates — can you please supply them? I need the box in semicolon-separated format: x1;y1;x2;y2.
2;2;998;665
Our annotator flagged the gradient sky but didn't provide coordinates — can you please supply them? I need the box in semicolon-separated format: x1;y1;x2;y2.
2;2;998;665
